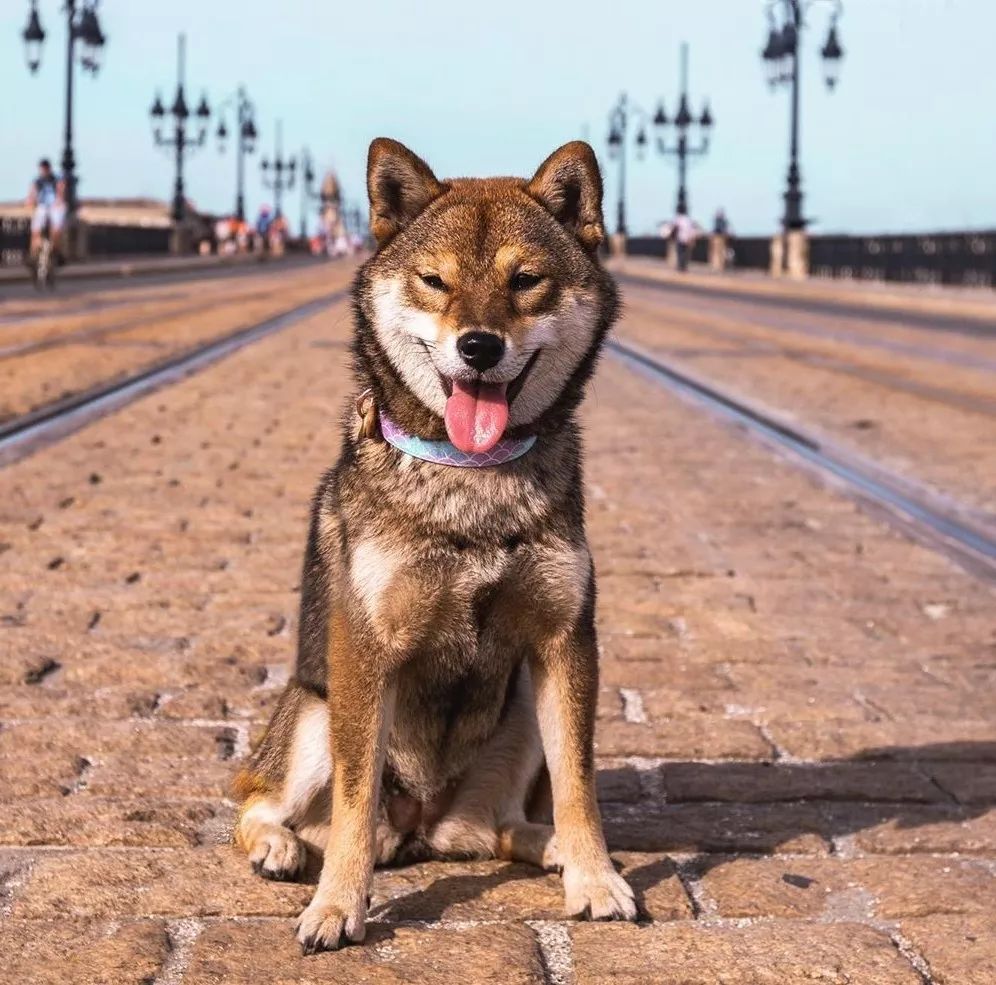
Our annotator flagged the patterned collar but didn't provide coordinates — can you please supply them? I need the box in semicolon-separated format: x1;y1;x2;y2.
378;412;536;468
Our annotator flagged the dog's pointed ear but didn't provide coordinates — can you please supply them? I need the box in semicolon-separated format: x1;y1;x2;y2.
527;141;605;252
367;138;443;246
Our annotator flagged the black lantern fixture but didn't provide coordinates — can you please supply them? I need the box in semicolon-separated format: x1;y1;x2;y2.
149;34;211;224
761;0;845;236
77;4;105;73
21;2;45;73
821;21;844;89
20;1;109;237
215;87;258;221
651;43;714;216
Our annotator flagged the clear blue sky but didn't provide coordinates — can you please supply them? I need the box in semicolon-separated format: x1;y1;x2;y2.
2;0;993;235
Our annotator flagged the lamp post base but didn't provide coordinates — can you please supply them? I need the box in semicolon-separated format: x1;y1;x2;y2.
709;234;728;272
770;229;809;279
170;223;195;256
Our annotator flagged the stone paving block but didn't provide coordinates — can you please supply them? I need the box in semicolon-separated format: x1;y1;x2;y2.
614;852;693;920
765;718;996;761
571;921;921;984
372;853;690;923
901;914;996;985
0;919;168;985
657;760;942;803
0;796;223;848
0;739;89;800
83;752;237;800
594;718;772;760
632;684;735;718
594;761;645;804
846;803;996;855
13;846;312;918
0;682;175;720
602;802;832;854
371;860;564;922
926;761;996;804
184;921;546;984
1;719;243;764
696;855;996;919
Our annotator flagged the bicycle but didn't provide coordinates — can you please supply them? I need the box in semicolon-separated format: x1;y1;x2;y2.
31;219;56;291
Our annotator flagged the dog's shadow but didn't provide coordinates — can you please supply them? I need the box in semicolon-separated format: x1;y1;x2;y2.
296;741;995;918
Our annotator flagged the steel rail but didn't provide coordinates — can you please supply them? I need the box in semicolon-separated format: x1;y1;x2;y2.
608;335;996;582
0;289;347;466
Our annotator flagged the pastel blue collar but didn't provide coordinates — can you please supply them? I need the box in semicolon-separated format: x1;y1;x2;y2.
379;412;536;468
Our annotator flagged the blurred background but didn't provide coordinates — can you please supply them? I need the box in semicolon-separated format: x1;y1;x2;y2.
2;0;995;258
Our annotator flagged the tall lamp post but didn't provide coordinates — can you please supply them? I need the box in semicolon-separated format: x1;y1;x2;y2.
761;0;844;234
260;121;296;219
215;87;258;222
149;34;211;224
21;0;108;242
298;148;321;239
606;93;649;237
652;43;714;216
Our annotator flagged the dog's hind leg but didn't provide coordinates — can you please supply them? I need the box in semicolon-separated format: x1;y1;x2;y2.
425;665;558;870
233;679;330;880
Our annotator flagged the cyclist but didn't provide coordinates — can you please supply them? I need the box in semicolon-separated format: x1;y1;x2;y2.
26;159;67;263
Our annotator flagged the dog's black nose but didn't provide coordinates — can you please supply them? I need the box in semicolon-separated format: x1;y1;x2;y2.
457;332;505;373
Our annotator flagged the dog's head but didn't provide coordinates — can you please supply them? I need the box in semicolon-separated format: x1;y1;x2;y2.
354;138;617;453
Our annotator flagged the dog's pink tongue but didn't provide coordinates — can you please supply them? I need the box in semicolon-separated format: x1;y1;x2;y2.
444;379;509;454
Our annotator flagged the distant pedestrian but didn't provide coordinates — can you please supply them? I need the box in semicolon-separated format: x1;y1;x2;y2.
26;158;67;262
713;208;730;237
660;208;701;272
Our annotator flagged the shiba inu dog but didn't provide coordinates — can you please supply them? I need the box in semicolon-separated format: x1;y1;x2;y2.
233;137;636;952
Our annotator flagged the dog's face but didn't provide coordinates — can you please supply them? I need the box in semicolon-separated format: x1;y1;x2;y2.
357;139;614;453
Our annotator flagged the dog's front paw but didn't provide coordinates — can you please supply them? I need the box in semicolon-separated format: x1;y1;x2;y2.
247;827;306;881
296;892;367;954
563;865;637;921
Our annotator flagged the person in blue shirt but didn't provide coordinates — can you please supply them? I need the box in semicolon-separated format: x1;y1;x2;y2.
26;159;67;260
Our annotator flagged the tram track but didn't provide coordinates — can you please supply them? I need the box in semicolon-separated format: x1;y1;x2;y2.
608;335;996;582
0;288;347;466
615;270;996;339
3;269;993;581
0;285;290;361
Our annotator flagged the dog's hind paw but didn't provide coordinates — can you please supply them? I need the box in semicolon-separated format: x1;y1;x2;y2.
563;865;637;922
296;895;366;954
247;827;306;882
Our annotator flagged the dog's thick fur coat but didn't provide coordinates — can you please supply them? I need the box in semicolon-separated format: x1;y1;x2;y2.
233;138;636;952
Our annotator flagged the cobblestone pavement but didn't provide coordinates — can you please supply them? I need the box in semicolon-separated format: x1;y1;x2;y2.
0;261;349;424
611;257;996;522
1;265;994;983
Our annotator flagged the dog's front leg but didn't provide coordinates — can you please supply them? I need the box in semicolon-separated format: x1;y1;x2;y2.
296;647;396;954
531;622;636;921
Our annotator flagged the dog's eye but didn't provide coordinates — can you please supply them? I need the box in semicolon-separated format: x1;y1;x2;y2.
510;272;543;292
420;274;447;291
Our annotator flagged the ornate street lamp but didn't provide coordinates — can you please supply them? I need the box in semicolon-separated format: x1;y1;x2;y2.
761;0;845;233
260;120;296;219
149;34;211;224
651;43;714;216
298;147;322;239
215;87;258;221
606;93;649;237
21;0;108;229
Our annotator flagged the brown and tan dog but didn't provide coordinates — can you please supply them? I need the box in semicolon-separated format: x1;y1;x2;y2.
233;137;636;952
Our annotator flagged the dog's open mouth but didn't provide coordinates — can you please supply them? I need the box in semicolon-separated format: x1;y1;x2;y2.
440;349;541;455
